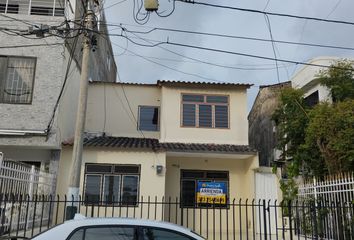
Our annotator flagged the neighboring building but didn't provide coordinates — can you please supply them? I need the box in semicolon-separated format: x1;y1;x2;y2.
248;81;291;167
0;0;116;195
56;80;259;234
291;56;343;105
248;57;347;168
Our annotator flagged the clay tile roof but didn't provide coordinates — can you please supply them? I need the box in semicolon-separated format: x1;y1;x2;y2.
157;80;253;89
62;136;256;154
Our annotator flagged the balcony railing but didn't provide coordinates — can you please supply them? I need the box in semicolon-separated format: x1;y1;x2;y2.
0;0;65;17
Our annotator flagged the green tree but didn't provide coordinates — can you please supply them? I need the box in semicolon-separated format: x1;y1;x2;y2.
272;60;354;200
304;100;354;174
317;60;354;101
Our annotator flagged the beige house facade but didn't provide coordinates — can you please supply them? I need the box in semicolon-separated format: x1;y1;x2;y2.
56;80;259;236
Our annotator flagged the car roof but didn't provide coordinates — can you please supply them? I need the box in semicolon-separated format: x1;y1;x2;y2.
67;216;192;232
32;215;205;240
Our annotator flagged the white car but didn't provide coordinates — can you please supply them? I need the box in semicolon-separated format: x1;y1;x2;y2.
31;214;205;240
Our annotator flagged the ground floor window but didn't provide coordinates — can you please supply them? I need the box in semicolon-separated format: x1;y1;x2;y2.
180;170;229;208
84;164;140;205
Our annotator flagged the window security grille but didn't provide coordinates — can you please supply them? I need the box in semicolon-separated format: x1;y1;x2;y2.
0;56;36;104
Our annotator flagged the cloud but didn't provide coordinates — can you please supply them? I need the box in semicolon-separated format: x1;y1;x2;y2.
104;0;354;109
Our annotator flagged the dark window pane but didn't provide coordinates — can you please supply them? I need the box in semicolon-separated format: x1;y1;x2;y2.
0;4;19;13
143;228;192;240
181;171;204;179
122;176;139;205
31;7;53;16
139;106;159;131
85;227;135;240
86;164;112;173
54;8;65;16
215;105;228;128
182;104;196;127
181;180;196;207
199;105;212;127
304;91;319;107
68;229;84;240
182;94;204;102
114;165;140;174
206;171;228;179
2;57;36;104
207;95;228;103
84;175;101;203
103;175;120;203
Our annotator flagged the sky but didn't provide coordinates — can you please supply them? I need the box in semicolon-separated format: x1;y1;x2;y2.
102;0;354;110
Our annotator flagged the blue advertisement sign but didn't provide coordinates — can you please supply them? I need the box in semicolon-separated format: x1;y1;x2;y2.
196;181;227;204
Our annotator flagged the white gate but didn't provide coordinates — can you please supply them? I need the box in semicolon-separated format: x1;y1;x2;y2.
255;171;280;235
0;152;56;235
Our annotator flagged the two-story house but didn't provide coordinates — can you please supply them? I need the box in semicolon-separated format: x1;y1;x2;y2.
56;80;259;236
0;0;116;195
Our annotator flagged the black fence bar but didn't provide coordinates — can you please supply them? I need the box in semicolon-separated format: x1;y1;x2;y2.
0;194;353;240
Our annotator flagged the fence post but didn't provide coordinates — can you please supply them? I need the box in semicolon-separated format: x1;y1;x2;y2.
311;201;318;240
288;201;293;240
28;165;35;199
263;199;267;240
0;152;3;193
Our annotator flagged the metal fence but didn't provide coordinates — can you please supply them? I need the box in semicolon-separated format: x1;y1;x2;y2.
298;173;354;205
297;173;354;240
0;195;353;240
0;0;65;16
0;156;56;197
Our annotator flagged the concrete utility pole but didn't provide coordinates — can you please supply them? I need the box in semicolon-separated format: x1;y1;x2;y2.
66;0;96;219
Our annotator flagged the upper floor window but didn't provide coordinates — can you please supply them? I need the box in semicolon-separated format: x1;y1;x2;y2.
0;3;19;14
138;106;159;131
0;0;64;16
0;56;36;104
181;94;229;129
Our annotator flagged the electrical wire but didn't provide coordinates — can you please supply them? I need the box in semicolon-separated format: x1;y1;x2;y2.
111;40;225;82
45;21;85;134
326;0;342;18
263;0;271;11
117;52;296;70
103;23;354;52
176;0;354;26
133;0;151;25
0;13;35;26
156;0;176;17
122;30;295;71
0;43;63;49
97;28;354;71
264;14;280;83
104;0;129;11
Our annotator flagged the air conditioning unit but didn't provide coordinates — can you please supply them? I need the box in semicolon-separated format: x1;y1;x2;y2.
144;0;159;11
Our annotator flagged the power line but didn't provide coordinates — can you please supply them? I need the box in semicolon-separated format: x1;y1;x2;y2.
122;30;297;71
176;0;354;26
103;0;129;11
164;41;354;71
110;40;226;82
0;43;63;49
101;30;354;71
117;53;295;70
104;23;354;52
46;24;83;134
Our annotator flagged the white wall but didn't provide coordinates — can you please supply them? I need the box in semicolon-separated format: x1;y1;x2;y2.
291;57;341;102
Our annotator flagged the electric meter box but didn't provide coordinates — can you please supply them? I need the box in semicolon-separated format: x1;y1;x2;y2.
144;0;159;11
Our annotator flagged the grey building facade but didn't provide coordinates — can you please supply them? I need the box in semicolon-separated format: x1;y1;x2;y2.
248;82;291;167
0;0;116;190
